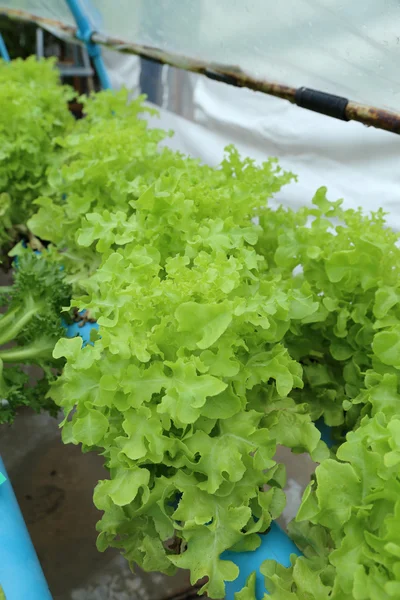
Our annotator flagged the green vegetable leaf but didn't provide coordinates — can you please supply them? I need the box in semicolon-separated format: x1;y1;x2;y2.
235;572;257;600
72;409;109;446
175;301;232;349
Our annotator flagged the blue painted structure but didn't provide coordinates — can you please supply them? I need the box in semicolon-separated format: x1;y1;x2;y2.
0;1;110;87
64;0;112;89
223;522;301;599
0;33;10;62
65;313;99;346
315;417;334;448
0;456;53;599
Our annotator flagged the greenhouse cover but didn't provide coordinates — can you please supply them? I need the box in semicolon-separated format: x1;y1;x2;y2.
1;0;400;114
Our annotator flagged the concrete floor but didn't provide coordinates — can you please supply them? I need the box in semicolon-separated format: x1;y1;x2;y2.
0;409;194;600
0;407;315;599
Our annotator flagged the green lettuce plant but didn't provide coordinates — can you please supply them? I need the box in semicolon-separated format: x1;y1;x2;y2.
255;189;400;437
29;89;294;285
262;392;400;599
51;182;400;598
244;196;400;598
0;250;71;423
47;145;331;598
28;88;400;599
28;89;175;282
0;57;74;258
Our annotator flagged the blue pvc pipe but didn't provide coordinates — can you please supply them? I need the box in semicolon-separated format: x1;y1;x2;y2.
65;0;111;89
65;0;93;39
66;314;99;346
0;33;10;62
92;53;112;91
315;418;333;448
0;456;53;600
223;522;301;599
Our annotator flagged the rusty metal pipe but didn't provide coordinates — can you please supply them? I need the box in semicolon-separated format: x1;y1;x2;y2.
346;101;400;135
2;6;400;136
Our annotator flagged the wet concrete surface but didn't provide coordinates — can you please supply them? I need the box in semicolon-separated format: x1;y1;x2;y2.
0;409;193;600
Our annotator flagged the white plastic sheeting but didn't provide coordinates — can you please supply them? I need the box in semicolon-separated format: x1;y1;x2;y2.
1;0;400;111
192;79;400;218
149;81;400;231
101;50;139;95
1;0;75;27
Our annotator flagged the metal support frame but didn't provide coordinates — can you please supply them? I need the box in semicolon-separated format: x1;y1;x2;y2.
65;0;111;89
0;32;10;62
36;26;94;78
35;26;44;58
140;57;163;104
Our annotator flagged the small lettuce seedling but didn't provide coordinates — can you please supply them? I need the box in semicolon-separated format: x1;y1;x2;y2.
0;250;71;423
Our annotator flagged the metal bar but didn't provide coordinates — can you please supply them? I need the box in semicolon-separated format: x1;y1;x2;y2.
1;6;400;136
64;0;111;89
71;42;79;65
346;100;400;135
0;33;10;62
91;35;400;135
140;57;163;104
0;7;78;36
36;27;44;59
81;44;91;70
58;66;94;76
80;43;95;91
0;456;53;599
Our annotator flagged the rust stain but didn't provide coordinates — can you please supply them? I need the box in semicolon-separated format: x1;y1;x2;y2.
346;102;400;135
92;34;400;130
93;33;298;102
200;66;297;102
1;7;400;136
0;7;77;37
